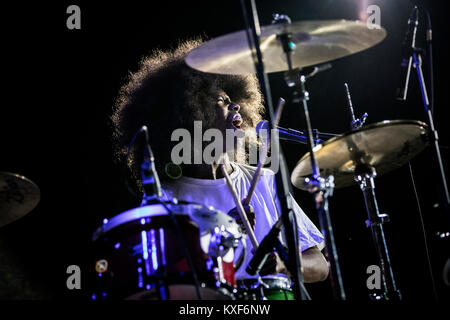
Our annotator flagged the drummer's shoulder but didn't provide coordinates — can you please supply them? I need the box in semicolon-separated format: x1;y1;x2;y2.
235;162;276;177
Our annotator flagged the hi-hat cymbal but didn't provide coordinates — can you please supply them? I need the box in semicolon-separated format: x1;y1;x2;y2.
0;172;40;228
291;120;429;191
186;19;386;75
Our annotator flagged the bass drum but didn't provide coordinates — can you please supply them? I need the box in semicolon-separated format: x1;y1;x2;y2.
90;201;242;300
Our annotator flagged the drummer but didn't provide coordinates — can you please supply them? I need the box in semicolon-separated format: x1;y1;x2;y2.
111;39;329;284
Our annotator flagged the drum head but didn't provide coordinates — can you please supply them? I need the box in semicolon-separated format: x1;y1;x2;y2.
93;201;240;241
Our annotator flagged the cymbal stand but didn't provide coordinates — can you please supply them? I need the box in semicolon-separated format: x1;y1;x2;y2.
354;165;402;300
273;13;346;300
238;1;309;300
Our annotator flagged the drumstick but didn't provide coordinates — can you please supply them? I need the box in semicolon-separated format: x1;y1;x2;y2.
244;98;286;206
220;164;259;250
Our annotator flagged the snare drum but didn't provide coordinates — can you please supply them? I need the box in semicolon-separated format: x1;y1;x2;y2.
237;276;295;300
90;201;242;300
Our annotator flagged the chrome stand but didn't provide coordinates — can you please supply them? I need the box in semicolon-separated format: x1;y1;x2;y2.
275;13;346;300
355;165;402;300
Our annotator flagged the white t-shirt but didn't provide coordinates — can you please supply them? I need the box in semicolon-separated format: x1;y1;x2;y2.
161;162;324;279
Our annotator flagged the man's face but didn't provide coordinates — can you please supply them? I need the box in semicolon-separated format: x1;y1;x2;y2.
215;90;244;135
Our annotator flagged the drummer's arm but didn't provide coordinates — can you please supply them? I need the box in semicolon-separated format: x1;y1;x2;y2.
301;246;329;283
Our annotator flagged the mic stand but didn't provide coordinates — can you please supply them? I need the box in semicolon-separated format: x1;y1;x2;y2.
246;216;311;299
274;13;346;300
411;48;450;207
239;0;308;300
140;126;162;205
246;218;283;276
399;6;449;207
139;126;202;299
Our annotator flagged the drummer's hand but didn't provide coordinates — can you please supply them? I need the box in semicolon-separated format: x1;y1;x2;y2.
227;198;255;232
259;252;290;277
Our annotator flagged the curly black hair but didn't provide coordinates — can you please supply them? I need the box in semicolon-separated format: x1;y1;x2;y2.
111;38;264;191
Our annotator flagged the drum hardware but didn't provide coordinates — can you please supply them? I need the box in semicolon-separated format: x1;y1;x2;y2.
354;164;401;300
271;12;346;300
91;201;243;300
100;1;444;300
291;120;430;191
208;226;240;256
344;83;368;130
208;225;244;288
140;125;203;299
292;120;429;300
91;125;247;300
0;172;40;228
186;0;387;298
344;87;399;299
158;200;203;299
244;3;305;301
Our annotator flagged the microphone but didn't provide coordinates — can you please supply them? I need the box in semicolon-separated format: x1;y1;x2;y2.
140;125;162;202
246;219;283;276
396;6;419;101
256;120;334;145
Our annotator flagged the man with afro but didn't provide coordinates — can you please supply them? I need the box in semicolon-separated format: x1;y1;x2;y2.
111;39;329;297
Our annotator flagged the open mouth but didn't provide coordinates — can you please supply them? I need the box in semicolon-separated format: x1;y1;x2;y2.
230;113;243;129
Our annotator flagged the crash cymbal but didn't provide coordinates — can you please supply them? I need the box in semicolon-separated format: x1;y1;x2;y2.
291;120;429;190
0;172;40;228
186;19;386;74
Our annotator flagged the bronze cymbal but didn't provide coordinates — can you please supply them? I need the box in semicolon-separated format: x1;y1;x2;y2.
0;172;40;228
186;19;386;75
291;120;429;191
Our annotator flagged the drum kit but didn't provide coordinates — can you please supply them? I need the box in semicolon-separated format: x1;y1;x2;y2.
0;6;441;301
88;7;439;301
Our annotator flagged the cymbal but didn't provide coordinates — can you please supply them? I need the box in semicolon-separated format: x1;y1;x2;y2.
291;120;429;190
186;19;386;74
0;172;40;228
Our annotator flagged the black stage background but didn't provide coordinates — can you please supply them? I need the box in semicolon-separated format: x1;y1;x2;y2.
0;0;449;302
